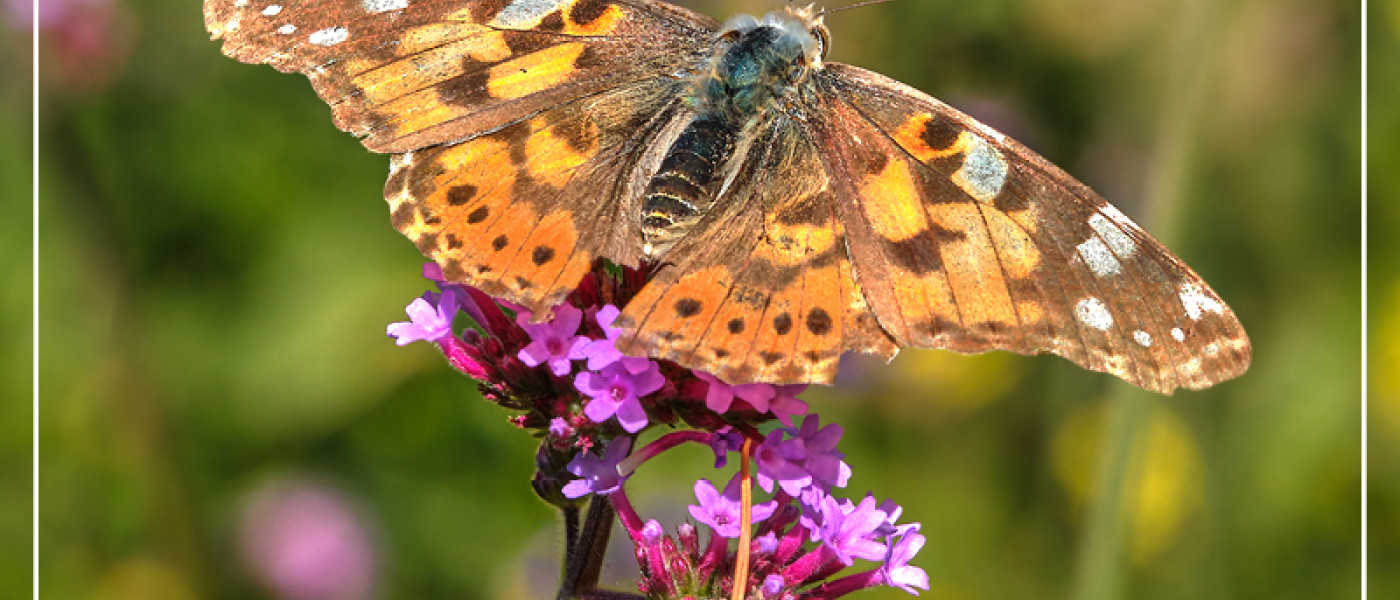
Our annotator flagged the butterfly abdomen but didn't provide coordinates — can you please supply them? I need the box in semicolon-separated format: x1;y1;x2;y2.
642;114;737;255
641;14;824;257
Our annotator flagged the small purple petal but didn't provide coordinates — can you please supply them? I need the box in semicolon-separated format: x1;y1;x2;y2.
696;371;780;414
769;385;809;426
422;263;445;282
754;429;814;496
883;528;929;595
516;304;589;376
812;494;889;565
763;574;785;596
755;532;779;555
575;361;661;433
732;382;777;413
386;292;457;345
570;304;632;371
688;478;777;539
562;437;632;499
710;427;745;469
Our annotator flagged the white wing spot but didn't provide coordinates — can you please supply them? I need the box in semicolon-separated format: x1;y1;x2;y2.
309;26;349;46
234;0;248;6
952;134;1008;203
1088;213;1137;258
225;15;241;31
1205;343;1220;356
1075;297;1113;331
1133;330;1152;347
491;0;573;28
975;120;1006;143
277;23;296;34
1179;282;1224;320
363;0;409;12
1171;327;1185;341
1077;236;1121;277
261;4;282;15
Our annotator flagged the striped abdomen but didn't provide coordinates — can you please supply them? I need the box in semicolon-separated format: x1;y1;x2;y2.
642;115;737;256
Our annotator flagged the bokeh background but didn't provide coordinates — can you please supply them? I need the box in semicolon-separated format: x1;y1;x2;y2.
1368;0;1400;595
20;0;1366;597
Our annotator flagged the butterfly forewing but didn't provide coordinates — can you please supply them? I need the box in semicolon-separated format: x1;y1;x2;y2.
206;0;716;152
816;64;1250;393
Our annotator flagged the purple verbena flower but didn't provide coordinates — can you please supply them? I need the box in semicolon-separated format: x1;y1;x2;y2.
791;414;852;492
882;526;929;595
695;371;777;413
809;493;890;566
576;360;664;433
762;574;786;596
769;384;810;426
755;429;817;496
561;437;632;499
753;414;852;499
570;305;652;372
386;291;457;345
516;304;589;376
755;531;779;555
709;426;745;469
687;478;777;539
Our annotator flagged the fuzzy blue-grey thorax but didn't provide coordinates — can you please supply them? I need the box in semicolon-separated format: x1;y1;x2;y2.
697;9;827;116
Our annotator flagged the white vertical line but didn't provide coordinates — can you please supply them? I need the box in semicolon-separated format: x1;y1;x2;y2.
1359;0;1368;596
32;0;41;595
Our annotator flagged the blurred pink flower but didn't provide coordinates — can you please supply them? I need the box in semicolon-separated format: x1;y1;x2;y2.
240;480;379;600
7;0;133;92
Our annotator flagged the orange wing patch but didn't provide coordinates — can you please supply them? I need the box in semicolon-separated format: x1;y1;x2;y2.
386;111;602;310
350;27;512;105
487;43;588;99
859;154;924;242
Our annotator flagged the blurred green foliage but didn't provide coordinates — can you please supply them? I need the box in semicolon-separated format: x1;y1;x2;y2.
33;0;1362;598
3;23;34;600
1368;0;1400;596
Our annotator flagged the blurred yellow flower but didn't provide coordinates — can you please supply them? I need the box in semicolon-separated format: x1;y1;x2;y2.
1374;280;1400;440
1052;400;1203;564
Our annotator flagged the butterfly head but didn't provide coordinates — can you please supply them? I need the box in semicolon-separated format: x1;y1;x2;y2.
705;5;829;113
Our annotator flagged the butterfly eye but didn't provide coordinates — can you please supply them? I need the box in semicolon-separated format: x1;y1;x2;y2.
810;26;830;60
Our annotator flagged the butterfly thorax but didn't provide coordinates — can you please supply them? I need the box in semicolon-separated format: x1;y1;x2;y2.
641;8;828;257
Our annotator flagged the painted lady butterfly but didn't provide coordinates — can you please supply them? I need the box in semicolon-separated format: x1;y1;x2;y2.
205;0;1250;393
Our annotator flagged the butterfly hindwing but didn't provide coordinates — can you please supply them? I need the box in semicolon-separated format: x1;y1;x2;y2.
814;63;1251;393
388;77;691;313
615;114;897;384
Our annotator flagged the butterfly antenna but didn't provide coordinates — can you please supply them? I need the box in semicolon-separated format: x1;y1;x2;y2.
818;0;905;17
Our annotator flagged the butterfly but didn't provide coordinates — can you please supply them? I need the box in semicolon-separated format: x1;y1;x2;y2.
204;0;1250;393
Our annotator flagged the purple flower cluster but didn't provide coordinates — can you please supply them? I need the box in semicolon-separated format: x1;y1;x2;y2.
570;418;930;598
386;262;928;598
